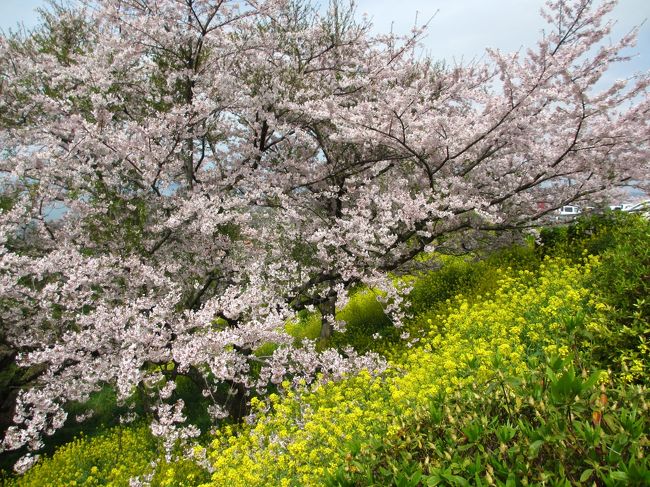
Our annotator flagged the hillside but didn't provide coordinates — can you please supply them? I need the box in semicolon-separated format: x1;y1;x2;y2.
3;213;648;486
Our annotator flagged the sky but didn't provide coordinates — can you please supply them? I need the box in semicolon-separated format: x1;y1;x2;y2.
1;0;648;81
353;0;650;84
1;0;44;32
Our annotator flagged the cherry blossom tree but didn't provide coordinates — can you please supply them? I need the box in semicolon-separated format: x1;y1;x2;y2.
0;0;648;467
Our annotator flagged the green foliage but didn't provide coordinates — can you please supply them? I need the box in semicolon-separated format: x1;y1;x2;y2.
331;289;395;353
407;255;484;317
205;255;601;486
0;193;15;213
328;354;649;486
6;425;158;486
539;213;650;384
582;216;650;385
173;375;214;433
538;211;633;260
285;310;323;342
83;191;149;255
387;244;541;361
327;243;541;355
407;244;539;320
285;287;397;353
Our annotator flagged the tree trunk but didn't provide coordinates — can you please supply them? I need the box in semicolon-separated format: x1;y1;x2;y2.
319;294;337;340
227;381;249;421
228;346;251;421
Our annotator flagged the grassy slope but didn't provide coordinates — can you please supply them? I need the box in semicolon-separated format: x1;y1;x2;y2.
5;213;649;486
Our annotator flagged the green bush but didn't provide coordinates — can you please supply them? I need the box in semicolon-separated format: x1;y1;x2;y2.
6;424;158;486
536;212;650;384
328;354;650;486
407;256;481;317
407;244;539;318
287;242;540;355
284;287;398;353
582;215;650;385
285;310;323;343
331;288;395;353
537;211;634;260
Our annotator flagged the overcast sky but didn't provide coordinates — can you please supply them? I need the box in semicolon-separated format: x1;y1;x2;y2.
1;0;649;80
354;0;650;82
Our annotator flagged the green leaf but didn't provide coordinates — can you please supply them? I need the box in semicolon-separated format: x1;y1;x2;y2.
580;469;594;482
446;475;470;486
411;470;423;486
609;471;629;481
582;370;602;391
528;439;544;458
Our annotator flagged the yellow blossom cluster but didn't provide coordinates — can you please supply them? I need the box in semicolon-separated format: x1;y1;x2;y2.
204;256;599;486
10;425;157;487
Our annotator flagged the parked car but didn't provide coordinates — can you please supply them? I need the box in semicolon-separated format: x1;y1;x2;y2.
610;203;636;211
556;205;582;220
624;200;650;218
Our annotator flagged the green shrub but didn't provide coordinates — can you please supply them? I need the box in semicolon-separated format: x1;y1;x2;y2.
328;354;650;486
331;288;395;353
582;215;650;385
407;244;539;317
284;287;398;353
538;211;636;260
535;213;650;384
7;424;158;486
285;310;323;343
406;256;481;317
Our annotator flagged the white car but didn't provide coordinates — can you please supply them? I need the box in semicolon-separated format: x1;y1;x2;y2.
610;203;636;211
557;205;582;217
624;200;650;218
